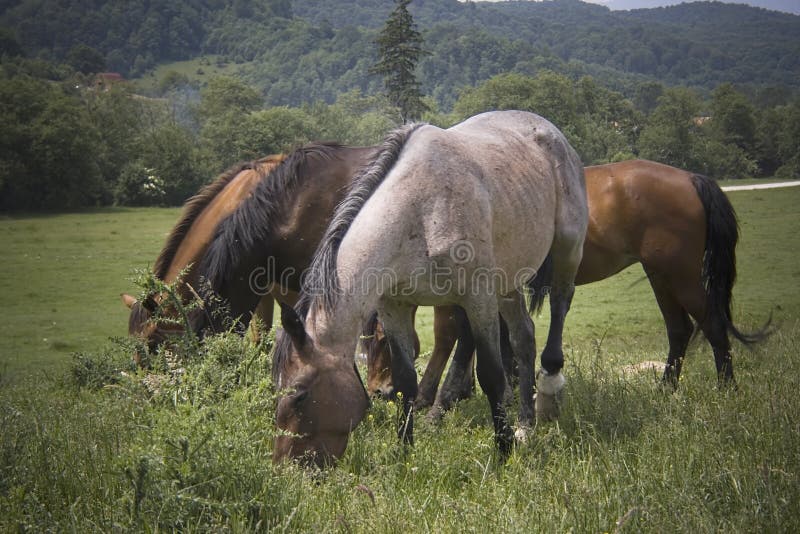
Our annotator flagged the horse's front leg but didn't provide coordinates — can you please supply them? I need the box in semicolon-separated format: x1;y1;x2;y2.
430;306;476;419
249;295;275;343
381;303;419;446
464;296;514;457
497;291;536;440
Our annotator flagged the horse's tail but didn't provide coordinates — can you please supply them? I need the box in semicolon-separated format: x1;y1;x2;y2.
305;122;426;313
690;173;770;344
527;253;554;315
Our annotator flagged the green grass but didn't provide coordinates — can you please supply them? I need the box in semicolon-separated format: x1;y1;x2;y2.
132;55;250;93
1;187;799;531
716;176;800;187
0;208;180;378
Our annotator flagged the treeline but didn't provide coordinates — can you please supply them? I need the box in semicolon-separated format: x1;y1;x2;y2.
2;52;798;211
453;72;800;181
0;56;397;210
2;0;800;109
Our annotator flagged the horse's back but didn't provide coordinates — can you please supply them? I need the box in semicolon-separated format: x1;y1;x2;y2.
340;111;585;297
580;159;705;281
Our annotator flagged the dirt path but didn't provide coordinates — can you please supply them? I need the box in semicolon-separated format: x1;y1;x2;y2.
721;181;800;192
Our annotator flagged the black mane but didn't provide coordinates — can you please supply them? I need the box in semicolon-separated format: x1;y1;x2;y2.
200;142;346;290
302;123;425;313
272;295;312;386
271;124;424;385
153;158;280;280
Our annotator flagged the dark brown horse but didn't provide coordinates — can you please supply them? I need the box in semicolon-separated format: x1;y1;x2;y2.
123;144;381;363
193;143;385;465
366;159;768;411
122;155;285;363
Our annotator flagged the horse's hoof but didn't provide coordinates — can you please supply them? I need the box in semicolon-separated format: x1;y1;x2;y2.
514;425;532;444
425;404;445;425
535;370;566;422
414;393;435;410
496;427;514;458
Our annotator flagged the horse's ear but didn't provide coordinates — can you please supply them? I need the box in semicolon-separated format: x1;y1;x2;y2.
142;296;158;313
121;293;137;309
280;301;309;348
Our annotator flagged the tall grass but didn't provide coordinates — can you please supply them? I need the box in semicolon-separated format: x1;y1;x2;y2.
1;187;799;531
1;326;798;531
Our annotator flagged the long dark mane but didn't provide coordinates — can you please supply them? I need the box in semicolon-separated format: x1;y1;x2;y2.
272;124;424;385
303;123;425;313
153;157;281;280
200;143;347;290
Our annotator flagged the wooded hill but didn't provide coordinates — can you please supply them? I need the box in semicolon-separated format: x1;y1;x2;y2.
2;0;799;107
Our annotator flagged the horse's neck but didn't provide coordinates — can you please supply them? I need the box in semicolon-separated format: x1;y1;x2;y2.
165;169;266;283
307;296;363;359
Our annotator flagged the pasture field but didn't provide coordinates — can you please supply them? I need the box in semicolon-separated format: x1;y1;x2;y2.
133;55;247;93
1;186;799;531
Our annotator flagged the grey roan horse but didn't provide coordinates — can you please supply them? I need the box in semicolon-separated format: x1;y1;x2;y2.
273;111;588;466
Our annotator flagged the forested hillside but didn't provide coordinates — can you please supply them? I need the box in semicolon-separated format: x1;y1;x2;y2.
1;0;799;210
2;0;800;106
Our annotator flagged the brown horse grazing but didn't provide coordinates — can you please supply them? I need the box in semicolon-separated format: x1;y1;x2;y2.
124;143;386;364
366;159;769;410
122;156;286;364
195;144;379;331
194;143;387;466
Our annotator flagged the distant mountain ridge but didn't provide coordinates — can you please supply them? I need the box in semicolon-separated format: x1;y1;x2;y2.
602;1;800;15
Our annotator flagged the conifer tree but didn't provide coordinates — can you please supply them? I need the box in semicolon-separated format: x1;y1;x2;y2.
370;0;429;123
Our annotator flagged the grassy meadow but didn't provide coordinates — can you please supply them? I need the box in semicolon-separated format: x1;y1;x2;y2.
133;55;247;93
1;186;799;531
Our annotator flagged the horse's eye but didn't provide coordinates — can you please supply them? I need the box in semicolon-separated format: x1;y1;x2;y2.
293;388;309;405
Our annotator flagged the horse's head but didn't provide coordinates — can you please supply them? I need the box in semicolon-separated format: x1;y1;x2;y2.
121;293;187;365
272;303;369;468
362;314;395;399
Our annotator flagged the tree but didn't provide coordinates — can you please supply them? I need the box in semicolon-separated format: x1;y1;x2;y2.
0;77;105;210
709;83;756;152
195;76;262;121
370;0;429;123
197;77;263;170
638;87;702;170
66;44;107;74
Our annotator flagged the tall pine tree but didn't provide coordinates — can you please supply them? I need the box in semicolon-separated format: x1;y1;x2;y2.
371;0;428;123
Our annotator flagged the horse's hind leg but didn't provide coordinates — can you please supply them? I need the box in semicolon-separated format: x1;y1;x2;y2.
645;270;694;388
664;269;736;386
417;305;461;409
538;240;583;421
463;297;514;456
430;309;476;420
497;291;536;440
686;292;735;386
381;303;419;445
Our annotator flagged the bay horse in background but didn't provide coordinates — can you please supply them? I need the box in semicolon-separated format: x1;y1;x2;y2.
269;111;587;466
121;155;285;364
365;159;770;414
